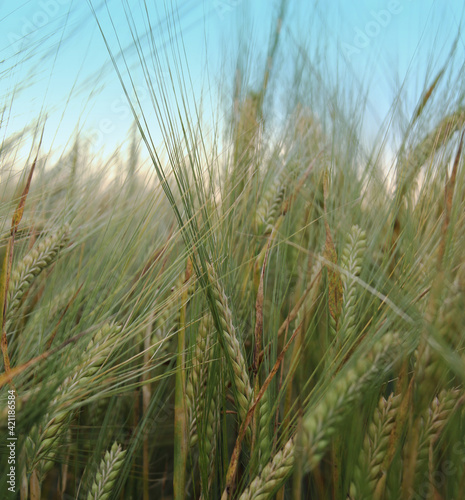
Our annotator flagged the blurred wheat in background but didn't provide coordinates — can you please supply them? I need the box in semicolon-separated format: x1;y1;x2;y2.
1;1;465;499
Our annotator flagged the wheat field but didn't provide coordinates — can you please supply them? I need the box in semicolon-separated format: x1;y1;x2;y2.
1;1;465;499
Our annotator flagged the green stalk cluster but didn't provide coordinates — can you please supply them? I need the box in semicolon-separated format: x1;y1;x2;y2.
239;332;401;499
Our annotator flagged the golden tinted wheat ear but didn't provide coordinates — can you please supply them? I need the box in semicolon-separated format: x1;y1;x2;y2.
239;332;402;500
27;323;121;483
206;263;253;431
6;224;70;321
349;393;401;499
87;442;126;500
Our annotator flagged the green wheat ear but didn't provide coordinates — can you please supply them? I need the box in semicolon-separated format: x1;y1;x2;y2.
349;393;401;499
186;314;214;447
186;311;220;492
87;442;127;500
412;389;464;492
207;263;253;433
255;174;286;236
256;385;272;472
27;323;122;480
338;225;367;341
7;224;70;321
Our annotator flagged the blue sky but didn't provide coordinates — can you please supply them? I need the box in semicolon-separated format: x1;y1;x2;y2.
0;0;464;165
